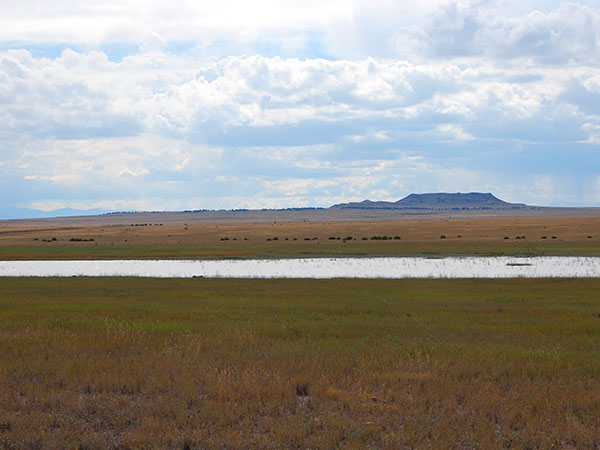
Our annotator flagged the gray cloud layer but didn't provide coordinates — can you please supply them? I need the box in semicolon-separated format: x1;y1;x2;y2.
405;2;600;64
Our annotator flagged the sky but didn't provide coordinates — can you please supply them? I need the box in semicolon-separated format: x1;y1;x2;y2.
1;0;600;218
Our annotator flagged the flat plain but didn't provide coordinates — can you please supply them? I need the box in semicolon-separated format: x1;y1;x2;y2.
1;277;600;448
1;213;599;259
1;210;599;448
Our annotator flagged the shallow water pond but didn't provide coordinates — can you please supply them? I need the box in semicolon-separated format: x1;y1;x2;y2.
1;257;599;278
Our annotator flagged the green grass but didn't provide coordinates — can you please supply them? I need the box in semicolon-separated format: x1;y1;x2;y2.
1;277;600;448
1;238;599;260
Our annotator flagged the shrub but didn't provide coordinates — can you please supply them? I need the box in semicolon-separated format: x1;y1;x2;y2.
393;236;401;240
440;235;446;239
541;236;547;239
504;236;509;240
362;237;368;241
295;383;309;397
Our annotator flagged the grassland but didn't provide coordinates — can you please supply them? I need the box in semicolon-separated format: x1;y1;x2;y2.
1;277;600;448
1;214;599;447
1;216;599;259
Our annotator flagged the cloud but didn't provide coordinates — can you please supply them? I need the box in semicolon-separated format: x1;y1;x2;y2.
2;50;599;146
0;49;145;139
398;2;600;64
436;124;474;141
0;0;355;59
1;1;599;66
581;120;600;144
2;2;600;216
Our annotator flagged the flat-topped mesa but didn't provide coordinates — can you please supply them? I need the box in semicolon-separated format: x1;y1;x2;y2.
331;192;527;210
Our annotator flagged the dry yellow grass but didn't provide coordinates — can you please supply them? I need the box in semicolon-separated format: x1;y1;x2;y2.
1;277;600;448
1;216;599;259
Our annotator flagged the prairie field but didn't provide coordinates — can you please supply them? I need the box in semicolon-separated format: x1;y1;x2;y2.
1;277;600;448
0;216;599;259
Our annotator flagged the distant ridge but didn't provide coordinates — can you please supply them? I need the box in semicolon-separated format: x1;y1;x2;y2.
0;206;109;220
330;192;527;211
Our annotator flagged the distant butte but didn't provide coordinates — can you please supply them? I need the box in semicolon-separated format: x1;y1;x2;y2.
330;192;527;210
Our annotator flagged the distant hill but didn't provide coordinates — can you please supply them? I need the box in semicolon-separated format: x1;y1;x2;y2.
0;207;109;220
330;193;527;210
